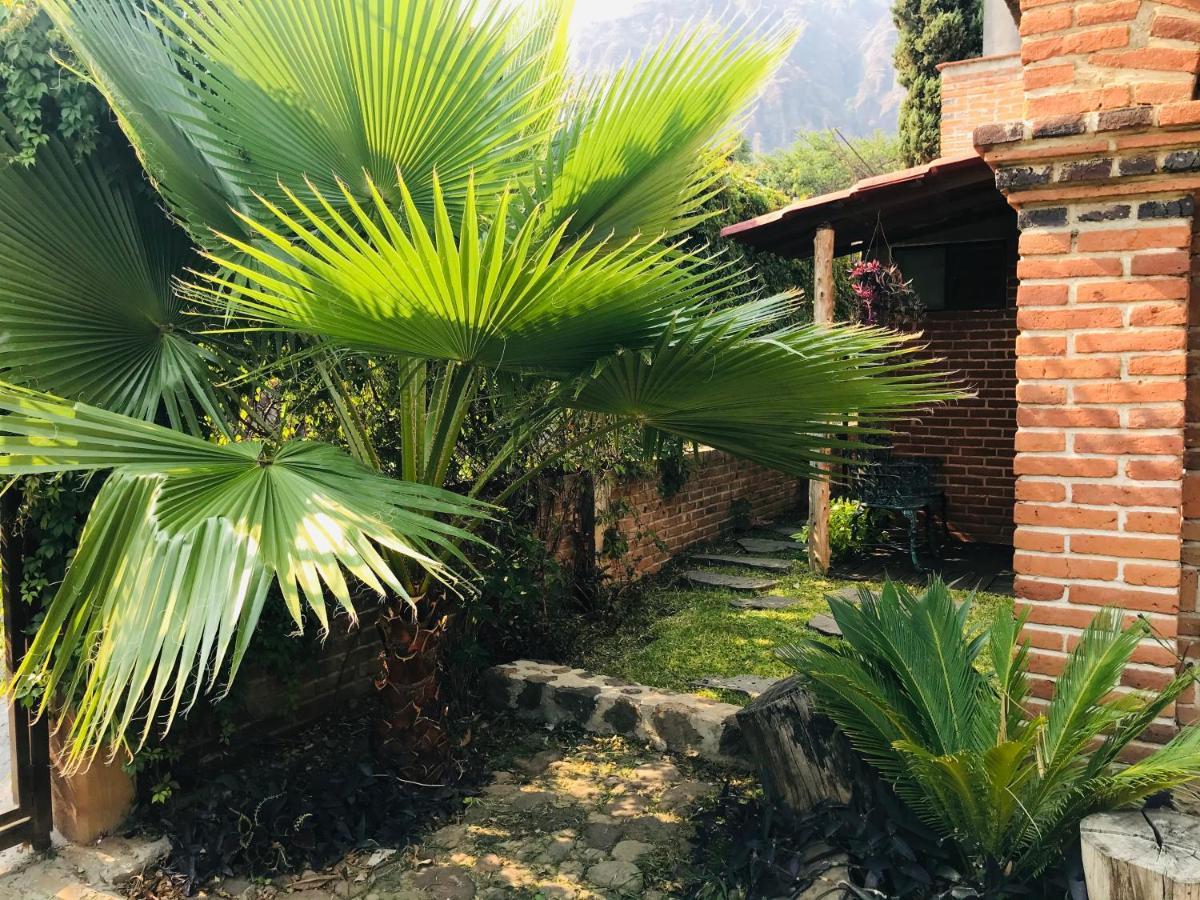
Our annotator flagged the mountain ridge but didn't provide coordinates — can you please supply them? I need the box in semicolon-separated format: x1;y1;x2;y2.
569;0;903;152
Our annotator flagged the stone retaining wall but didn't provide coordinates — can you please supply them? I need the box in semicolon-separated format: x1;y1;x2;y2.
484;660;749;769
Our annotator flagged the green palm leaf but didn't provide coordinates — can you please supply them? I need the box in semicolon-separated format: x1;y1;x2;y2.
40;0;247;240
0;383;488;767
564;306;962;477
48;0;548;242
537;23;792;244
1041;609;1146;775
0;120;225;433
192;174;737;373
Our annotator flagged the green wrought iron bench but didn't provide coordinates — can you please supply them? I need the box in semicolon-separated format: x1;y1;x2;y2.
849;450;947;572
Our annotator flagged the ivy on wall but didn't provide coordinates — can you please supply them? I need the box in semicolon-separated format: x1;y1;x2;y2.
0;2;111;165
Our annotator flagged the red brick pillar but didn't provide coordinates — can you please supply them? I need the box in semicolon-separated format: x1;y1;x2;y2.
977;0;1200;745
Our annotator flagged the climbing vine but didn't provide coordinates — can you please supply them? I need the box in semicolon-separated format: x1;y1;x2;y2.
0;2;112;166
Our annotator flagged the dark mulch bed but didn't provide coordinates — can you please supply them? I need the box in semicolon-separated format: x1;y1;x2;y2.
128;706;492;895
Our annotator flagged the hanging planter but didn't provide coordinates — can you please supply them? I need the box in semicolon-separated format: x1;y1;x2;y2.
849;259;925;330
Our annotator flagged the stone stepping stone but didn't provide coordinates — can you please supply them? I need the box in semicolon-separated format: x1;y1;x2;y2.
826;586;863;604
771;524;805;538
685;570;779;591
729;594;800;610
738;537;806;554
692;553;793;572
692;675;781;699
807;613;842;638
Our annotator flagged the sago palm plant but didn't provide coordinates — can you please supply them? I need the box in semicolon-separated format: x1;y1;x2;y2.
0;0;956;777
779;581;1200;892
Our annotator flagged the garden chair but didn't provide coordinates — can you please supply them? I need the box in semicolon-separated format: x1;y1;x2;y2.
849;449;947;572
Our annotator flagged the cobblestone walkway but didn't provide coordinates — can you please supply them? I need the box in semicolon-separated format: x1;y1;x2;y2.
368;736;712;899
219;735;717;899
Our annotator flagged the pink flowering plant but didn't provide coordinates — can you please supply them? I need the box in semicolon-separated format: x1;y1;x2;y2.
850;259;924;330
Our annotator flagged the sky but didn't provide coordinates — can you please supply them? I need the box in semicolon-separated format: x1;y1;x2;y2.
569;0;644;27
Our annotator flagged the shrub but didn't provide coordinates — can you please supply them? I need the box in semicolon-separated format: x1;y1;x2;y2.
802;497;869;560
778;579;1200;894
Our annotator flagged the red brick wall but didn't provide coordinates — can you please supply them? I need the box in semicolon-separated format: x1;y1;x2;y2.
596;451;802;578
891;308;1018;545
939;54;1024;156
976;0;1200;745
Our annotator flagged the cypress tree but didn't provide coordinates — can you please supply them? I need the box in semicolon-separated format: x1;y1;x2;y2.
892;0;983;166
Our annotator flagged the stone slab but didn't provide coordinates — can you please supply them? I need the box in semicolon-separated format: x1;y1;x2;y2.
738;538;806;554
730;595;801;611
691;553;793;572
771;524;806;538
692;676;782;699
483;661;749;769
826;587;863;603
0;835;169;899
807;614;842;638
685;571;779;591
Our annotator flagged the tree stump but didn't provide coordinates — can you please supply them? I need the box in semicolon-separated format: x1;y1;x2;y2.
1081;811;1200;900
735;675;861;815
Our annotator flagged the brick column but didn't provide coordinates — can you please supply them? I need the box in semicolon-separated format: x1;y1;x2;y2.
977;0;1200;745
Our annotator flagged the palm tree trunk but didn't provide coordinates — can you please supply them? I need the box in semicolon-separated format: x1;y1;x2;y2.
372;594;454;783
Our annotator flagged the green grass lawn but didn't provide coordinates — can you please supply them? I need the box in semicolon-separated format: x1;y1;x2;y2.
573;530;1012;704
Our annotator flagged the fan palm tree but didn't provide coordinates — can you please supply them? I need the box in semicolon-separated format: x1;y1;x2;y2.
0;0;957;778
779;581;1200;892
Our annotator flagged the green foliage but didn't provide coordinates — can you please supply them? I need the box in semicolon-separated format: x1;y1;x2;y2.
0;0;959;763
892;0;982;165
779;580;1200;893
802;498;870;561
0;3;110;165
576;545;1009;703
754;130;904;200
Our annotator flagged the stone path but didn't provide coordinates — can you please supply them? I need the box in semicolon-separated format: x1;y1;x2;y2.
807;614;842;638
0;834;169;899
737;538;805;554
684;571;778;591
222;737;717;899
690;553;794;572
691;675;780;699
724;600;801;614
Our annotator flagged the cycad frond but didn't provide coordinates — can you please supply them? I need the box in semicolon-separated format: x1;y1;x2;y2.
1041;609;1146;775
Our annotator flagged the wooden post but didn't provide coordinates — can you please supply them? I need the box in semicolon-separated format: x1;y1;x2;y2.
808;225;835;575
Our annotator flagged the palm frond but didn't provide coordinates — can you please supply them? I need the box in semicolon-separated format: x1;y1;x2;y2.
49;0;550;241
1096;724;1200;808
990;602;1030;743
40;0;247;241
0;119;225;433
191;174;737;373
563;310;962;478
537;22;793;244
0;383;489;767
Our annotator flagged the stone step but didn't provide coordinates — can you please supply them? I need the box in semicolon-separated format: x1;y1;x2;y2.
730;595;801;611
692;553;794;572
685;571;779;591
826;586;863;604
738;537;806;554
692;675;782;699
807;613;842;638
771;524;805;538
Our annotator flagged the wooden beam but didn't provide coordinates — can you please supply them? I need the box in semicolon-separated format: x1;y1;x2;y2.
808;225;834;575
